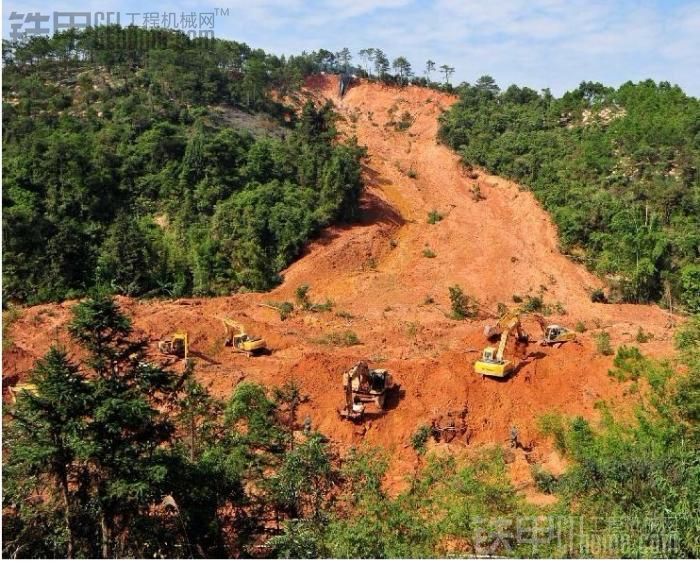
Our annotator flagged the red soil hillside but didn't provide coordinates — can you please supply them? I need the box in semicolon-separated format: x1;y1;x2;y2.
3;75;681;495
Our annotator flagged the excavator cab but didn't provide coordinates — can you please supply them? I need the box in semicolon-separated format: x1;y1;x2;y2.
474;347;513;378
222;317;266;356
542;324;576;346
481;347;496;362
158;332;189;360
369;368;391;393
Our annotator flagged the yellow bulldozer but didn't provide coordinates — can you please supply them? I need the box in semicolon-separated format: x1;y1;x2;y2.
158;331;189;360
221;317;266;356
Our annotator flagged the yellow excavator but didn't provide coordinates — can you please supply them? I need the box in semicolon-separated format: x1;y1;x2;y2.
221;317;266;356
532;314;576;346
475;310;527;378
8;382;38;403
158;331;189;360
475;307;576;378
485;308;576;346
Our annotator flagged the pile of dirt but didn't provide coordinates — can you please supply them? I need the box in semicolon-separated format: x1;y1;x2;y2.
3;75;681;493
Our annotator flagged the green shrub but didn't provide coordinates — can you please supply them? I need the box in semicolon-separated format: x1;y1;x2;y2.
594;331;614;355
295;284;311;309
635;326;652;343
427;210;443;224
522;295;544;313
422;247;437;258
295;285;334;313
410;424;432;454
310;299;334;313
2;304;23;350
538;412;568;453
575;320;587;333
315;331;360;347
512;294;523;303
448;285;477;320
531;465;558;494
394;110;414;131
679;264;700;313
267;301;294;320
609;345;646;381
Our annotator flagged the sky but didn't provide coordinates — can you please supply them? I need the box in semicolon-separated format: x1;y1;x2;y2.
3;0;700;96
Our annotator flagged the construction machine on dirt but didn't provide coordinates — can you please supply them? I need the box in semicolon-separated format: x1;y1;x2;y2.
532;314;576;346
340;361;393;421
476;306;576;377
7;382;38;403
483;308;524;340
485;307;575;346
158;331;189;360
475;310;528;378
221;317;266;356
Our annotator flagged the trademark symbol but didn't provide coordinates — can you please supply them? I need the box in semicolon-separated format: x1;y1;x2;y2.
215;7;230;16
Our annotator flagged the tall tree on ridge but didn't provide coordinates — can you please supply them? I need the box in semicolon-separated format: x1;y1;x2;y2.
425;59;436;81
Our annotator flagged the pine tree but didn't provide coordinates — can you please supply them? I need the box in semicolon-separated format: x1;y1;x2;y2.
392;56;412;84
3;347;92;558
373;49;390;78
96;213;154;296
425;60;436;81
68;295;177;556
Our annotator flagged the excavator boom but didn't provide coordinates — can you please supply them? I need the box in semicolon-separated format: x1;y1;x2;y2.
158;331;189;360
475;306;574;379
475;309;525;378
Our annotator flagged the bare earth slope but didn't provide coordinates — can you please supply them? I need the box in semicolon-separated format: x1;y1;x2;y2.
3;75;680;494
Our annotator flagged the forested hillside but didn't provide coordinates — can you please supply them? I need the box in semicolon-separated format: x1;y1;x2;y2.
4;295;699;557
2;27;364;303
439;77;700;312
3;28;700;559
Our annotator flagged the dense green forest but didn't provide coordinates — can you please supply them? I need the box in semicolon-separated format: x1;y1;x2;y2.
439;77;700;312
3;295;699;557
2;27;366;303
